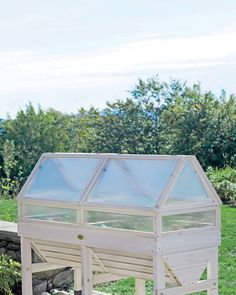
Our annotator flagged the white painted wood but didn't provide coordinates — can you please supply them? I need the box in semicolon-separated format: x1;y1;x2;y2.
95;252;153;267
159;279;216;295
21;237;33;295
160;203;217;215
100;259;153;273
93;273;126;285
157;157;185;208
17;153;221;295
81;246;93;295
19;222;155;254
17;154;44;199
208;288;218;295
207;248;218;295
36;244;81;256
82;205;154;216
153;254;165;294
163;248;214;269
191;156;222;205
157;229;220;254
74;268;81;291
92;250;109;273
173;264;207;285
135;278;146;295
32;262;63;273
80;156;108;204
103;267;153;280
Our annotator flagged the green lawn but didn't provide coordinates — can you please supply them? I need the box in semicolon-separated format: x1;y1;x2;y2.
0;199;18;223
0;200;235;294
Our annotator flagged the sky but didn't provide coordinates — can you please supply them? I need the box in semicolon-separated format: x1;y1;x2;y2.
0;0;236;118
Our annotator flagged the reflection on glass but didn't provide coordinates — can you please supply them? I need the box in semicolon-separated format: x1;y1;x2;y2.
165;160;209;206
162;210;215;232
86;159;178;207
22;205;77;223
86;211;153;232
24;157;100;202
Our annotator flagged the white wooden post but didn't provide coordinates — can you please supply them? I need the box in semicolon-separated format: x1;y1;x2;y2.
135;278;146;295
207;248;218;295
21;237;33;295
81;246;93;295
153;254;165;295
74;267;82;295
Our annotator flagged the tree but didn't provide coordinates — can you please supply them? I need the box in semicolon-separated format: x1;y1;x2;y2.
1;104;73;181
92;99;158;154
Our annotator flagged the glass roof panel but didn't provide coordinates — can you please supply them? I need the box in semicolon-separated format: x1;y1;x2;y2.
165;160;209;206
86;158;178;207
23;157;100;202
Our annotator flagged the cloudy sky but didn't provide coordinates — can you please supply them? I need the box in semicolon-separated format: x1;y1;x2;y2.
0;0;236;118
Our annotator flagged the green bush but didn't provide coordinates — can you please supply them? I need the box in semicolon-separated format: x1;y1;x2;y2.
0;254;21;295
207;167;236;205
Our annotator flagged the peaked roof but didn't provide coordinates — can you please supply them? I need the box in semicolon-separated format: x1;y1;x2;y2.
18;153;221;209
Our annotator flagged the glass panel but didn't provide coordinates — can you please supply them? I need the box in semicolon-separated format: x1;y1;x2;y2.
86;159;178;207
24;157;100;202
22;205;77;223
165;160;209;206
86;211;153;232
162;210;215;232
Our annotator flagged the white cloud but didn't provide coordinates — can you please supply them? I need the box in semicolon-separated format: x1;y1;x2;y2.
0;31;236;95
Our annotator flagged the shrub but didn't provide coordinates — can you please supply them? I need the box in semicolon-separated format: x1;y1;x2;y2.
207;166;236;205
0;254;21;295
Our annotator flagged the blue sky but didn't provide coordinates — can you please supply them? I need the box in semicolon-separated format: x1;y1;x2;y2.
0;0;236;118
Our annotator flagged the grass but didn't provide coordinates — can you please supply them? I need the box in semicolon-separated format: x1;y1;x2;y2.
0;200;235;294
0;199;18;222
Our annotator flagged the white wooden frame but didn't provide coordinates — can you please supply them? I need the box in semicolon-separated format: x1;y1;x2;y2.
18;153;221;295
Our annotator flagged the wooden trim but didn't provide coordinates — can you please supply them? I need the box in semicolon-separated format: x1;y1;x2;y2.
158;157;185;208
191;156;222;205
21;237;33;295
135;278;146;295
17;154;45;200
81;246;93;295
159;279;216;295
18;222;155;255
160;202;217;215
32;262;63;273
74;268;81;291
81;203;155;214
79;156;108;204
43;153;189;160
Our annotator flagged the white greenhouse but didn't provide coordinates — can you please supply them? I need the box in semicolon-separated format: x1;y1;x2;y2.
17;153;221;295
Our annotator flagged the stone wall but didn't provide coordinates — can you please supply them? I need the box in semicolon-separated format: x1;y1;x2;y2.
0;221;74;295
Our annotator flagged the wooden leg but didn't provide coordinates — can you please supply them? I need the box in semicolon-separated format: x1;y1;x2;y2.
207;248;218;295
21;237;33;295
135;278;145;295
74;267;82;294
153;255;165;295
81;246;93;295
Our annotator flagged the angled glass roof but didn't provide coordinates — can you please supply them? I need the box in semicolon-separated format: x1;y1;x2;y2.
22;156;101;202
19;153;219;208
164;160;210;206
86;158;178;207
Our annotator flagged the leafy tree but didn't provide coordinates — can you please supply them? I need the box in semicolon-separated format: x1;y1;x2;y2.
1;104;73;182
0;140;22;198
92;99;158;154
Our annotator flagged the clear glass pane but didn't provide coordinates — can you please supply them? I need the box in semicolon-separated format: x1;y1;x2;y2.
24;157;100;202
86;211;153;232
162;210;215;232
165;160;209;206
86;159;178;207
22;205;77;223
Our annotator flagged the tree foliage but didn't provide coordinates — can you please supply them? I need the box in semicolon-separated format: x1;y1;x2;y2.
0;77;235;200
